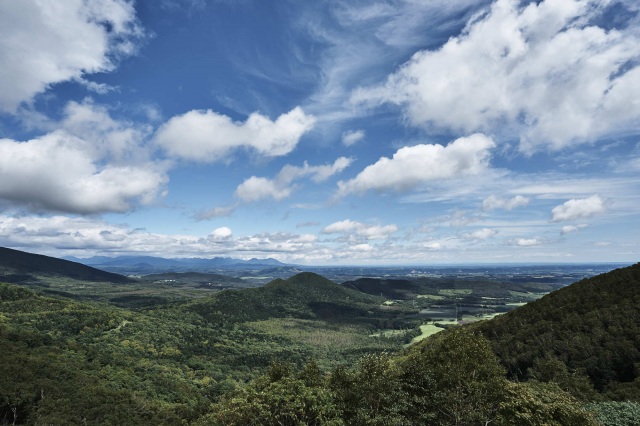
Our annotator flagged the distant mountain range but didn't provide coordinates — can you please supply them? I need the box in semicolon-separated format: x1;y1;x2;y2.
64;254;288;275
0;246;289;283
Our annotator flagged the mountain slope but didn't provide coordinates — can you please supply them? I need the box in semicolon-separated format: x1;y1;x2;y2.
0;247;133;283
474;262;640;399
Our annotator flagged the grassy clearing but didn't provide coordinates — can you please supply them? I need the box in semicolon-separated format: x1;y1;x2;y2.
407;311;505;346
505;302;528;307
370;329;407;338
409;319;459;344
508;290;544;299
460;312;503;322
439;289;473;296
416;294;445;300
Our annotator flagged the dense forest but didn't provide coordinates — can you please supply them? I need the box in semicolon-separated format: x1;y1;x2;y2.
475;262;640;400
0;272;415;424
1;251;640;424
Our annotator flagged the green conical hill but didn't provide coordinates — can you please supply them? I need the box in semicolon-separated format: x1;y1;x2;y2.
186;272;382;323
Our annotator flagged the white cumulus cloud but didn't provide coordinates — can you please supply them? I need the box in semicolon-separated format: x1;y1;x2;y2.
210;227;233;240
154;107;315;162
551;195;607;222
0;0;144;112
235;157;353;202
337;133;495;195
235;177;293;203
0;101;166;214
352;0;640;151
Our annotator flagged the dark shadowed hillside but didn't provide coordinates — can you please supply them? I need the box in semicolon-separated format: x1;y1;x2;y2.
474;262;640;400
184;272;407;325
341;277;422;299
0;247;134;284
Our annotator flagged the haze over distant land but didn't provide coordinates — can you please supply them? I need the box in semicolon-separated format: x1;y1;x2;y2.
0;0;639;264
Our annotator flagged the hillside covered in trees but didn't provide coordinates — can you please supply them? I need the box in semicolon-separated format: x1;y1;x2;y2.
1;250;639;424
475;262;640;401
0;270;415;424
196;263;640;426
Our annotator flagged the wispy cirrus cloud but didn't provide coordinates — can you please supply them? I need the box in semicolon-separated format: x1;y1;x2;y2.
561;224;588;235
342;129;365;146
512;238;542;247
463;228;498;240
299;0;486;122
482;195;529;211
194;204;238;221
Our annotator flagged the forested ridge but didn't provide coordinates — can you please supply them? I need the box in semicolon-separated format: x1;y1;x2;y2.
475;262;640;400
1;262;640;424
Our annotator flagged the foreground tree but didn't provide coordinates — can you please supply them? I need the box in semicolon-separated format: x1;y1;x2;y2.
196;362;343;426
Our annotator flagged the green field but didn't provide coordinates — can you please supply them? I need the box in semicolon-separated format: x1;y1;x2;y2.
438;289;473;296
416;294;445;300
409;320;459;344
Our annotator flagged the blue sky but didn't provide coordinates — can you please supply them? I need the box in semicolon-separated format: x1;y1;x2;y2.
0;0;639;264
